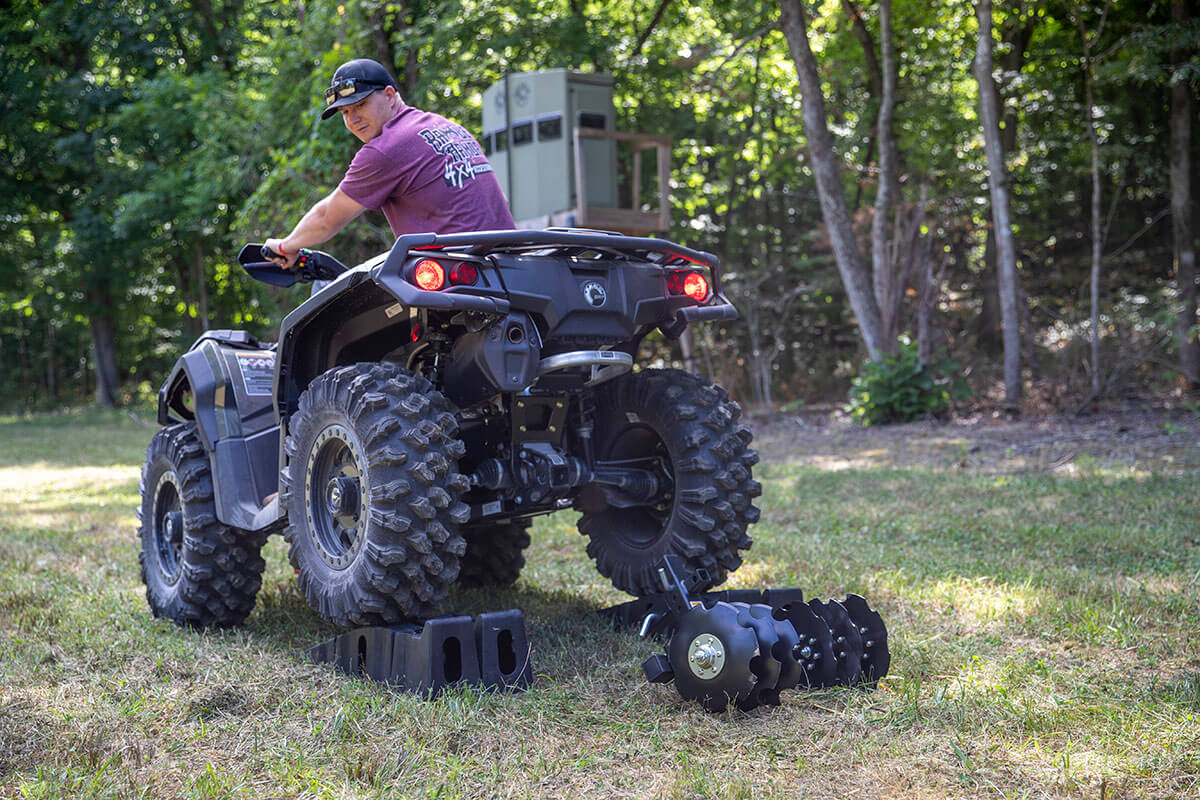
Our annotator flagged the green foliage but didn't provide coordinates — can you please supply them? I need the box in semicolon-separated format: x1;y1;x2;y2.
846;338;969;425
0;0;1193;410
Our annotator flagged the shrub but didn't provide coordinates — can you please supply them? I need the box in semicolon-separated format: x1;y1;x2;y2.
846;339;969;425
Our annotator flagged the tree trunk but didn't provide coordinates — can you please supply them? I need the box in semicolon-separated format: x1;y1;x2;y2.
841;0;882;214
973;0;1022;414
977;8;1036;353
871;0;900;344
979;236;1002;353
679;327;695;372
16;312;31;401
370;1;419;98
1072;9;1112;403
697;328;716;384
1081;31;1103;398
779;0;886;361
45;319;56;400
840;0;883;99
195;243;210;331
1172;0;1199;390
897;183;929;341
369;2;396;82
88;289;121;408
917;215;936;367
716;38;765;269
634;0;673;55
745;306;767;408
176;260;204;339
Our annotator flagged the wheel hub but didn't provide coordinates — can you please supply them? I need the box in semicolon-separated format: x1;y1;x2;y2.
325;476;360;518
687;633;726;679
164;511;182;544
152;472;184;585
594;425;676;547
305;424;366;570
668;602;761;712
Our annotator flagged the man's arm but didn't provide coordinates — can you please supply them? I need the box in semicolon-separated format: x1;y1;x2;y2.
264;188;367;268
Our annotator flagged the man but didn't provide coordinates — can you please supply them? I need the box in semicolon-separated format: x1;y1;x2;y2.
264;58;513;267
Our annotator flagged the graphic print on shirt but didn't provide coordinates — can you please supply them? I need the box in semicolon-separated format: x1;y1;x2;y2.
418;124;495;189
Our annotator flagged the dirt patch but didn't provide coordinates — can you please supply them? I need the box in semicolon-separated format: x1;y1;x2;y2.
751;406;1200;474
186;686;250;720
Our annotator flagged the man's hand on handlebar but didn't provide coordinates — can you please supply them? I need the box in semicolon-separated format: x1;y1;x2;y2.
263;238;299;270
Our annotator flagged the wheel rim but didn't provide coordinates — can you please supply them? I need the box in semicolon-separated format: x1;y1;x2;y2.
603;424;675;548
152;472;183;584
305;424;366;570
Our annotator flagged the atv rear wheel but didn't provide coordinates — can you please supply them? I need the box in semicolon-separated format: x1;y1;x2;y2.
137;423;266;627
456;520;532;587
281;363;470;626
578;369;760;596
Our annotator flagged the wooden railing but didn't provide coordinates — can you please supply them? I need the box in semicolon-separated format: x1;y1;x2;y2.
573;128;671;235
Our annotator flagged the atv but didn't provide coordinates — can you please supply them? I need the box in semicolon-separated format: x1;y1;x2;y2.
137;229;761;628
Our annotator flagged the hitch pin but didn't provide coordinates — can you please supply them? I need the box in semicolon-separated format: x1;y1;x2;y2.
638;613;662;638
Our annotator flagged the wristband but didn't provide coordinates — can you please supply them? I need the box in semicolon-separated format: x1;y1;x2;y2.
277;245;291;257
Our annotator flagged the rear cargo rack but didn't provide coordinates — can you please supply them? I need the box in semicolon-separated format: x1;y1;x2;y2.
390;229;720;283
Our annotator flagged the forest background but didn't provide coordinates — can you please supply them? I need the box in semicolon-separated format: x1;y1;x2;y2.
2;0;1198;417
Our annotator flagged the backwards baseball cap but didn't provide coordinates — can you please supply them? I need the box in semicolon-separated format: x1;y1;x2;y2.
320;58;398;120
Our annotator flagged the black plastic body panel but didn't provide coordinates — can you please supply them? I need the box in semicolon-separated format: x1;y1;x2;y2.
489;254;662;348
157;333;281;532
213;427;279;530
443;313;541;405
374;230;736;352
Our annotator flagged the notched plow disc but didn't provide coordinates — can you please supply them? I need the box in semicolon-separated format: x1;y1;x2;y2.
730;603;784;710
667;602;761;713
636;557;892;713
767;607;803;696
780;598;837;689
843;593;889;686
808;599;863;687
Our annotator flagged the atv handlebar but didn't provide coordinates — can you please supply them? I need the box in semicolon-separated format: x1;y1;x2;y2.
237;243;348;287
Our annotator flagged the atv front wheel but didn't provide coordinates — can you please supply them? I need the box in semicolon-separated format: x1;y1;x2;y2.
137;423;266;627
578;369;760;596
456;520;532;587
281;363;469;626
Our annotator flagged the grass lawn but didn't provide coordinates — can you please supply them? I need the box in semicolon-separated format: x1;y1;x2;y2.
1;407;1198;799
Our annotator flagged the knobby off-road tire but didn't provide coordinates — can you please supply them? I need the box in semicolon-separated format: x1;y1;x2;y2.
578;369;761;596
280;363;470;627
456;520;532;587
137;423;266;627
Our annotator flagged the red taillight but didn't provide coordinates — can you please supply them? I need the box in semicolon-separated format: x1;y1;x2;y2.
668;270;710;302
413;259;445;291
683;272;709;302
449;262;478;286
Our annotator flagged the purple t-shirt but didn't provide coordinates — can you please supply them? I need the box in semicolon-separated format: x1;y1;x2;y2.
338;105;515;237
